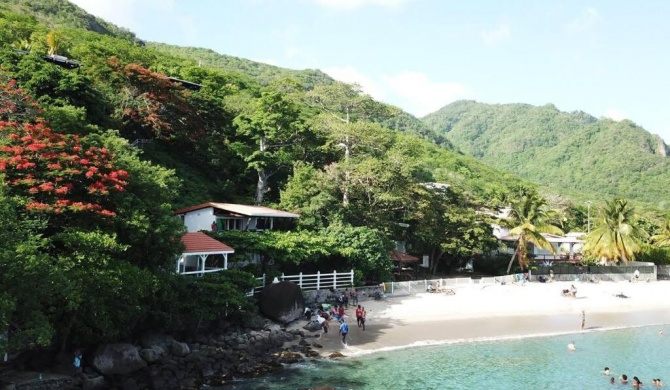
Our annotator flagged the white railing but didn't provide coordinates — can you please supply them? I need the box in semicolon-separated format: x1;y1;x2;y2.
247;274;266;297
281;270;354;291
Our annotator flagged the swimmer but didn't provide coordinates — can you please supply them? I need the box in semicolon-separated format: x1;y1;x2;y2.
567;341;576;351
610;377;615;385
620;374;628;384
604;367;610;376
659;329;664;335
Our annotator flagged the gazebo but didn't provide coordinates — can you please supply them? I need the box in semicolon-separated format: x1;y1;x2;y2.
389;250;419;280
176;232;234;275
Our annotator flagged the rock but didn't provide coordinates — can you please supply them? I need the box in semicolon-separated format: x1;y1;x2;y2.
121;377;139;390
140;333;174;352
304;349;320;358
241;313;267;330
328;352;345;359
259;281;304;324
302;320;322;332
83;375;107;390
92;344;147;375
169;341;190;358
312;342;323;348
139;348;160;363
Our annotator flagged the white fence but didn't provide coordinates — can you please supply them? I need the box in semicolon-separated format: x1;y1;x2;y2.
247;274;266;297
247;270;354;296
281;270;354;291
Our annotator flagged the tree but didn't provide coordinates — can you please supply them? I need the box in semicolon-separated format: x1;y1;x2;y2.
498;188;563;273
407;184;498;275
650;218;670;248
0;121;129;217
306;83;389;206
233;85;306;204
583;199;646;263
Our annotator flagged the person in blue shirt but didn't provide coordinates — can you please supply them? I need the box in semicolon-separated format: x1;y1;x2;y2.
339;320;349;344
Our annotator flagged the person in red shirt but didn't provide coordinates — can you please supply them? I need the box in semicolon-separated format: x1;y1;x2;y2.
338;305;345;320
355;305;363;327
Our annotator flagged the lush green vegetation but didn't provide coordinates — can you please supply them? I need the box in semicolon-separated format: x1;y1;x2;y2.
423;100;670;209
0;0;529;357
2;0;669;361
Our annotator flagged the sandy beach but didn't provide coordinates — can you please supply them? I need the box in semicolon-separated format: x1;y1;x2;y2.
297;280;670;356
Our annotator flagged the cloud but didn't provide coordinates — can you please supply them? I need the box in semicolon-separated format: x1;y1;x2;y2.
313;0;413;10
481;24;511;45
68;0;197;43
323;66;384;99
382;71;475;117
566;7;599;35
603;109;627;121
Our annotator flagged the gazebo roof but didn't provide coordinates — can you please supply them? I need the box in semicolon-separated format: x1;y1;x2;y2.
389;250;419;263
181;232;234;255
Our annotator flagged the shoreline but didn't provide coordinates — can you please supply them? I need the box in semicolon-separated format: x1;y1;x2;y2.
293;281;670;357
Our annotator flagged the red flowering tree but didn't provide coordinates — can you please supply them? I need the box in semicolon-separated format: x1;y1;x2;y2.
0;120;128;216
107;57;197;141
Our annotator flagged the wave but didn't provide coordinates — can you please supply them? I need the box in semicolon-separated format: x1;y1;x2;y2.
339;322;670;358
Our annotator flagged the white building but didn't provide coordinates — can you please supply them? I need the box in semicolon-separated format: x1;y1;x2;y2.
175;202;299;233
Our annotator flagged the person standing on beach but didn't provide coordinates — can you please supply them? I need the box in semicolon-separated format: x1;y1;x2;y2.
361;307;366;331
339;320;349;344
355;305;363;327
581;310;586;331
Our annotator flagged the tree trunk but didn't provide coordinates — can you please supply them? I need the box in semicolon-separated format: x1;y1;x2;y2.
255;169;268;205
342;133;350;207
255;136;268;205
506;251;517;274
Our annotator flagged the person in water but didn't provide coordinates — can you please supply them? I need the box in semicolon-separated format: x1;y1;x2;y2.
567;341;576;351
620;374;628;384
604;367;610;376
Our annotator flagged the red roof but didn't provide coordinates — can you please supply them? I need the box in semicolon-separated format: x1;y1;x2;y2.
389;250;419;263
181;232;234;254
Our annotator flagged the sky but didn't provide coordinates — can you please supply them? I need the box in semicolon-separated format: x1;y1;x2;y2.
69;0;670;141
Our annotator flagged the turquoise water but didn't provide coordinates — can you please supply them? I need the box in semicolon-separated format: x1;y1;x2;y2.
225;325;669;389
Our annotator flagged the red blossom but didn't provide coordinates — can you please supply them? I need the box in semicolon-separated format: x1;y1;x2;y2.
0;102;129;217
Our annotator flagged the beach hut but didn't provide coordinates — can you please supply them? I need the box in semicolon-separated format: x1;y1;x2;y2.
176;232;234;275
389;250;419;280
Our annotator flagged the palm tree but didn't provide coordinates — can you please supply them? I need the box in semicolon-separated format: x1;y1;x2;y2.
582;199;645;264
651;219;670;248
498;188;563;274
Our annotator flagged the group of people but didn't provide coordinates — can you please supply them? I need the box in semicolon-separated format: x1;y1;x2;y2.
562;284;578;298
604;367;662;387
312;301;366;345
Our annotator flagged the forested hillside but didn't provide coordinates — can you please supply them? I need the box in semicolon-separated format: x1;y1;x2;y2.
0;0;529;355
423;100;670;209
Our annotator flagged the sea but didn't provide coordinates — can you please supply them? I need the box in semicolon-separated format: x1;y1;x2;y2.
220;324;670;390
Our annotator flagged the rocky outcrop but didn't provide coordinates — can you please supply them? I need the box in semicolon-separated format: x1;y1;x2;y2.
92;344;147;375
260;281;304;324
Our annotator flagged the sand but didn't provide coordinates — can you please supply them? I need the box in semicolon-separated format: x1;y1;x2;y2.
295;280;670;356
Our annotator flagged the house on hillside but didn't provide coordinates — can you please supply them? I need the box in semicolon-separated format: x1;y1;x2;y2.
492;208;585;262
175;202;300;233
176;231;234;275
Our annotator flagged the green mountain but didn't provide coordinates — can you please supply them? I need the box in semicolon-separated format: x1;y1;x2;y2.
422;100;670;208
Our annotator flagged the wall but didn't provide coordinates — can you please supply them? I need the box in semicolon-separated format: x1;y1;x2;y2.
183;207;214;232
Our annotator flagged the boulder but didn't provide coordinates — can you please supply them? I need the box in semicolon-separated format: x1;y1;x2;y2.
139;348;160;363
302;320;322;332
259;281;304;324
169;341;190;358
82;375;107;390
140;333;174;352
92;344;147;375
